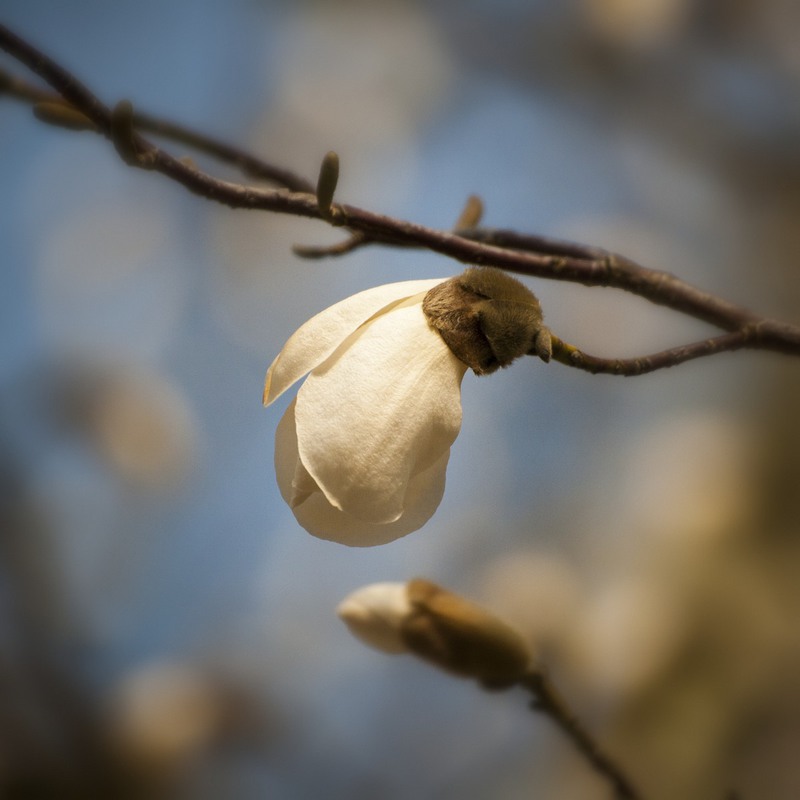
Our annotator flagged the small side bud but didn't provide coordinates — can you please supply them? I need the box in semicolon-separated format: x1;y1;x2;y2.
532;327;552;363
401;579;533;688
316;150;340;221
454;194;484;230
34;101;97;131
111;100;155;168
423;267;551;374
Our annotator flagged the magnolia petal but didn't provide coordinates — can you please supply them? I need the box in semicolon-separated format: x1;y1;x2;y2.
274;399;313;506
274;400;450;545
263;278;445;406
295;302;467;525
337;582;411;653
292;453;450;545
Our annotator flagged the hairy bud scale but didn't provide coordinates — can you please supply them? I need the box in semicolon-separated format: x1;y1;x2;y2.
422;267;551;374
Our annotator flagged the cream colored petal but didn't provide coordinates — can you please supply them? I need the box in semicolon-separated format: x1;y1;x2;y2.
295;302;467;525
275;400;450;545
274;398;315;507
294;452;450;546
263;278;445;405
337;583;411;654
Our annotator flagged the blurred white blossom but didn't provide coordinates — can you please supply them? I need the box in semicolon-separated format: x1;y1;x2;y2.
581;0;691;49
88;366;198;489
107;662;223;770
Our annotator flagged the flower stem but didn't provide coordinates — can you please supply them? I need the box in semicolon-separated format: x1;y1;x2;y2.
519;669;643;800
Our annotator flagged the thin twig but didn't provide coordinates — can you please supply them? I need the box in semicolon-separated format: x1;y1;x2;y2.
0;64;313;192
457;225;609;261
2;22;800;369
548;331;751;376
520;669;642;799
292;231;370;258
132;109;315;192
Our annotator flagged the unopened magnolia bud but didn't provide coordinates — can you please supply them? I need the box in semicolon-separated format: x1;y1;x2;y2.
400;579;533;688
422;267;551;374
337;579;533;686
33;101;97;131
336;582;412;654
454;195;484;230
316;150;339;220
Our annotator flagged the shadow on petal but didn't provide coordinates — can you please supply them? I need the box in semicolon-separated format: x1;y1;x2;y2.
275;400;449;546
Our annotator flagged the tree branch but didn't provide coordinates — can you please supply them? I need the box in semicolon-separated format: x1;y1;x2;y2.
548;331;751;376
2;22;800;372
0;56;313;192
292;231;370;259
520;669;642;799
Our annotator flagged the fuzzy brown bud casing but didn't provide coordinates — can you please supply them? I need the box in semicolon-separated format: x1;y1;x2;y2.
401;578;533;688
422;267;552;374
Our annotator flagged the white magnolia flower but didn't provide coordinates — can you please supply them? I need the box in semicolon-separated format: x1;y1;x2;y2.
264;269;549;546
263;278;467;546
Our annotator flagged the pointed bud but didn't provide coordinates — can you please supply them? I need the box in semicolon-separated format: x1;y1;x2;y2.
316;150;340;221
33;101;97;131
337;579;533;687
336;582;412;654
454;194;484;230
